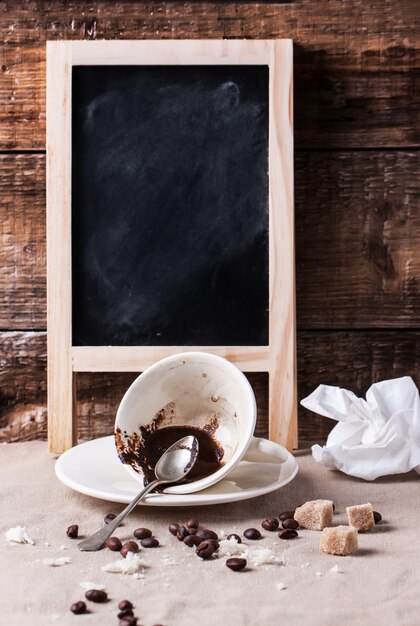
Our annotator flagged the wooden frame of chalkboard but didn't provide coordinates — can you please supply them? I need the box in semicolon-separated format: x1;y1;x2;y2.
47;40;295;454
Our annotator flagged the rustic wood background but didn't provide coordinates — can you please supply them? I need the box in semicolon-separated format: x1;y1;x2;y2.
0;2;419;447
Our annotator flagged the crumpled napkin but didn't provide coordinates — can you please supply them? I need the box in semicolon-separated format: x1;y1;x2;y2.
301;377;420;480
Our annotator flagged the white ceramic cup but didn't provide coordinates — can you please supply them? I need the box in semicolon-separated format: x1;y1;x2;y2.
115;351;288;494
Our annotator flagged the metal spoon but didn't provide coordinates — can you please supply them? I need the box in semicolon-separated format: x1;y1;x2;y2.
77;435;199;552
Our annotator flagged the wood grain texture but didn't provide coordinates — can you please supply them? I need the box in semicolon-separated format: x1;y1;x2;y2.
268;39;296;448
296;151;420;328
0;1;418;149
1;331;419;446
1;151;418;330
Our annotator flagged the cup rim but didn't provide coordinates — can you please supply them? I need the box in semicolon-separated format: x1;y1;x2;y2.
114;351;257;494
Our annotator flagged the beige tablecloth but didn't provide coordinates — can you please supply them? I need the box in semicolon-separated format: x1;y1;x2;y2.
0;441;419;626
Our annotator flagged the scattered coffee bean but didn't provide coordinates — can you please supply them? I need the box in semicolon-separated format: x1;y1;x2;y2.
104;513;117;524
373;511;382;523
168;523;179;536
278;529;298;540
66;524;79;539
141;537;159;548
70;601;86;614
120;541;139;557
118;600;133;611
105;536;122;551
119;617;138;626
187;517;199;529
282;518;299;530
196;529;218;541
243;528;261;540
187;527;197;535
85;589;108;603
118;609;134;619
261;518;279;531
134;527;152;539
206;538;220;551
196;540;216;559
226;557;247;572
176;525;190;541
226;533;242;543
279;511;295;521
184;534;202;548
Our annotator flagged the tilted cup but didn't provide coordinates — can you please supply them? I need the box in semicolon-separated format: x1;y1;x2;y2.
115;352;288;494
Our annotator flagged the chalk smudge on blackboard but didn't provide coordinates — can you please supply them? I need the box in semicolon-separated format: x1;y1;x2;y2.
72;65;269;346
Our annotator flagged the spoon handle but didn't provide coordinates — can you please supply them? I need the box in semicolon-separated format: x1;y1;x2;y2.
77;479;161;552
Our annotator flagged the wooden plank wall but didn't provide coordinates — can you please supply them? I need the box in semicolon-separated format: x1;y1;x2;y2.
0;2;419;447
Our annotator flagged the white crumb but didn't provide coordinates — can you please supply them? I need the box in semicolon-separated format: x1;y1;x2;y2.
315;571;323;577
79;581;106;591
5;526;34;545
220;529;226;538
45;542;51;547
161;555;177;566
42;556;72;567
329;564;344;574
217;538;248;557
275;581;287;591
60;545;67;550
248;548;285;566
102;551;148;575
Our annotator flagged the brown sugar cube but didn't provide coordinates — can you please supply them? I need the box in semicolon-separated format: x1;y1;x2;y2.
294;500;334;531
346;503;375;532
320;525;358;556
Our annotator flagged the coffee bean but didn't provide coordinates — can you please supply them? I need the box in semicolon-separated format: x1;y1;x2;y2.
85;589;108;603
226;557;247;571
70;601;86;614
141;537;159;548
118;600;133;611
187;527;197;535
196;529;218;541
196;540;216;559
176;525;190;541
66;524;79;539
105;536;122;551
226;533;242;543
243;528;261;540
279;511;295;521
261;518;279;531
373;511;382;523
278;529;298;540
282;518;299;530
118;609;134;619
168;523;179;536
133;527;152;539
120;541;139;557
206;538;220;551
104;513;117;524
119;617;138;626
184;534;202;548
187;517;199;529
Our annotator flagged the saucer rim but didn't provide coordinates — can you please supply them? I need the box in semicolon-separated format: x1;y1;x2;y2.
55;435;298;507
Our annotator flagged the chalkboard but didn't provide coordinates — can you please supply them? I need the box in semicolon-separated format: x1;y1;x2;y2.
47;40;295;454
72;65;269;347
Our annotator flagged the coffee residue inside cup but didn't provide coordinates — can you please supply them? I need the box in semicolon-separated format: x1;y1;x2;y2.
116;424;225;487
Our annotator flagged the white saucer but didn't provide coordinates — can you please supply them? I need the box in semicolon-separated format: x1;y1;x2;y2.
55;436;298;507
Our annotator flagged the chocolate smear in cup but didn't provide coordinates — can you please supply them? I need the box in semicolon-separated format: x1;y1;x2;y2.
115;404;224;488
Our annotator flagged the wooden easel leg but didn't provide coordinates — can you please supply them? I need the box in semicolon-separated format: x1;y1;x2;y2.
268;365;298;451
48;365;77;454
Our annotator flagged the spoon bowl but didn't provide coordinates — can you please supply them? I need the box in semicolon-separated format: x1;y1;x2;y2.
155;435;199;483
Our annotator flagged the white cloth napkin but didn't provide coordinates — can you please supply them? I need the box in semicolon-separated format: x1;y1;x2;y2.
301;377;420;480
